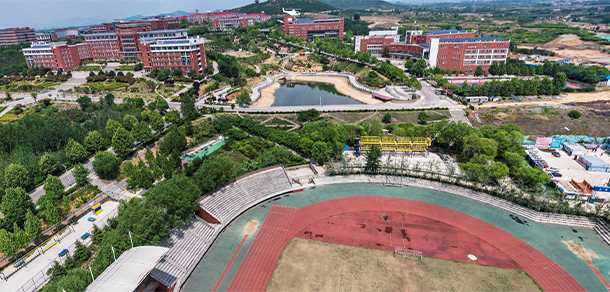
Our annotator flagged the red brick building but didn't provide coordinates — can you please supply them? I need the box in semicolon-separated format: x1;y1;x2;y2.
140;37;207;74
354;27;400;57
283;16;344;40
90;18;179;33
210;13;271;30
429;37;509;73
22;42;88;71
0;27;36;46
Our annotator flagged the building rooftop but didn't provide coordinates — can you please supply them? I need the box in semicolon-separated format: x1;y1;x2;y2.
424;29;468;35
292;18;314;24
142;28;188;34
84;246;168;292
85;32;117;36
439;37;506;43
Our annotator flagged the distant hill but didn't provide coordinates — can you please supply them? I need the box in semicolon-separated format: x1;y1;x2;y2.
319;0;406;10
236;0;337;15
120;10;191;22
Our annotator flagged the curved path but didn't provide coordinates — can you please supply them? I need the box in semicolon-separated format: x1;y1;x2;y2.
227;197;585;292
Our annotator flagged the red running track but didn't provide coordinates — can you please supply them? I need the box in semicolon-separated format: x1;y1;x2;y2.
227;197;586;292
295;210;521;270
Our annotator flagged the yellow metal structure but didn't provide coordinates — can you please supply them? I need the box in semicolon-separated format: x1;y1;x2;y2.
359;136;430;153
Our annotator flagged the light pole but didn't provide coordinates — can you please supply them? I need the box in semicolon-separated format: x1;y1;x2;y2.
61;164;72;187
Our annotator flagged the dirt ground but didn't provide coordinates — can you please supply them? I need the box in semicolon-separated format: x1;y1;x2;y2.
532;34;610;63
478;90;610;108
268;238;540;292
224;50;256;58
362;15;402;29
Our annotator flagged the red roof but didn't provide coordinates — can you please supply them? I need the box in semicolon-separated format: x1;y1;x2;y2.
242;13;271;17
187;11;245;17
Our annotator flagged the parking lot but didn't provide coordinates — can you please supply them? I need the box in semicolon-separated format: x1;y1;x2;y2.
528;148;610;189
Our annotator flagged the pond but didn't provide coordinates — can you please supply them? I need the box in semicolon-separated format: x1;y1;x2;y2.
271;81;363;107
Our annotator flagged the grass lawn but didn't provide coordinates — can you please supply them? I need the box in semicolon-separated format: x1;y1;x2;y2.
474;106;610;136
117;65;135;70
0;106;6;114
85;81;130;90
268;238;540;292
0;107;35;124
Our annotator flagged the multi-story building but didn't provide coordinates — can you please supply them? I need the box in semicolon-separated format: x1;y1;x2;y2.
35;33;57;42
187;11;246;24
283;16;344;40
210;13;271;30
140;37;207;74
354;27;509;74
431;37;509;73
24;27;199;73
0;27;36;46
354;27;400;57
22;42;89;71
90;18;179;33
406;29;475;45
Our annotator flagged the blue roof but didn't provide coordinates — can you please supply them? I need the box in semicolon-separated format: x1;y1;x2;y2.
146;28;187;33
160;39;189;45
424;29;468;35
30;44;51;49
439;37;505;43
292;18;314;24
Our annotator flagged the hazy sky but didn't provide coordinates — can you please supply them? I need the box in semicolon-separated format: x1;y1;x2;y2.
0;0;256;29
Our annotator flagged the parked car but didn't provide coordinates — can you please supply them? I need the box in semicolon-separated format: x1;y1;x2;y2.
552;152;561;157
549;172;563;177
548;167;560;172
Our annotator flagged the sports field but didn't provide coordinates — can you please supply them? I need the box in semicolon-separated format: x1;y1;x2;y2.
269;238;541;292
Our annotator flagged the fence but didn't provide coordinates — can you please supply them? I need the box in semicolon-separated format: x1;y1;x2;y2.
13;207;119;292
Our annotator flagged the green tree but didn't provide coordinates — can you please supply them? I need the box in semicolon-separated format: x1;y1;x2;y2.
84;130;105;152
132;121;152;143
553;72;567;90
165;110;181;124
1;188;35;229
77;95;92;109
194;157;236;194
144;147;156;166
474;66;485;76
73;164;90;186
102;92;115;106
156;97;169;113
180;95;198;120
0;225;29;256
159;127;187;156
24;209;42;241
567;110;581;119
105;119;123;139
297;109;320;122
134;167;155;190
39;153;60;176
460;135;498;162
418;112;429;125
144;175;201;225
122;114;138;131
112;127;134;156
382;113;392;123
65;139;87;163
364;145;382;173
4;164;29;189
92;151;121;180
149;112;165;132
43;175;65;204
369;120;383;136
41;201;62;228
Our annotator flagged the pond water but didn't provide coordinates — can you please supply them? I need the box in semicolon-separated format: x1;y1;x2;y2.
271;81;363;107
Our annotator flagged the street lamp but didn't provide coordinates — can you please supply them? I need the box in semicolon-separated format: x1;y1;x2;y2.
61;164;72;187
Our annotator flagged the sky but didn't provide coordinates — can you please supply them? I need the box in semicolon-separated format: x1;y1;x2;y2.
0;0;256;29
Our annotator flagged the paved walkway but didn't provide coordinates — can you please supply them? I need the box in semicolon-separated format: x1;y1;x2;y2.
1;201;120;292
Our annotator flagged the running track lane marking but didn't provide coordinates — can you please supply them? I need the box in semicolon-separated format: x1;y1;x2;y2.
212;235;248;292
585;260;610;290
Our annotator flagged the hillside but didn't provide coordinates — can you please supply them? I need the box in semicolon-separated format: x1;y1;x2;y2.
236;0;337;15
319;0;405;10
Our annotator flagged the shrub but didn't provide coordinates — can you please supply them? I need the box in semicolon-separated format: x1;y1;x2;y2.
382;113;392;123
567;110;582;119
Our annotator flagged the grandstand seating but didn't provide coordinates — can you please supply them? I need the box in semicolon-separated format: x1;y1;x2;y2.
150;216;217;289
199;167;293;223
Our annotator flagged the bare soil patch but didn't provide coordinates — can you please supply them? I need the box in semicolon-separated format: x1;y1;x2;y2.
268;238;540;292
563;241;592;261
243;221;259;236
